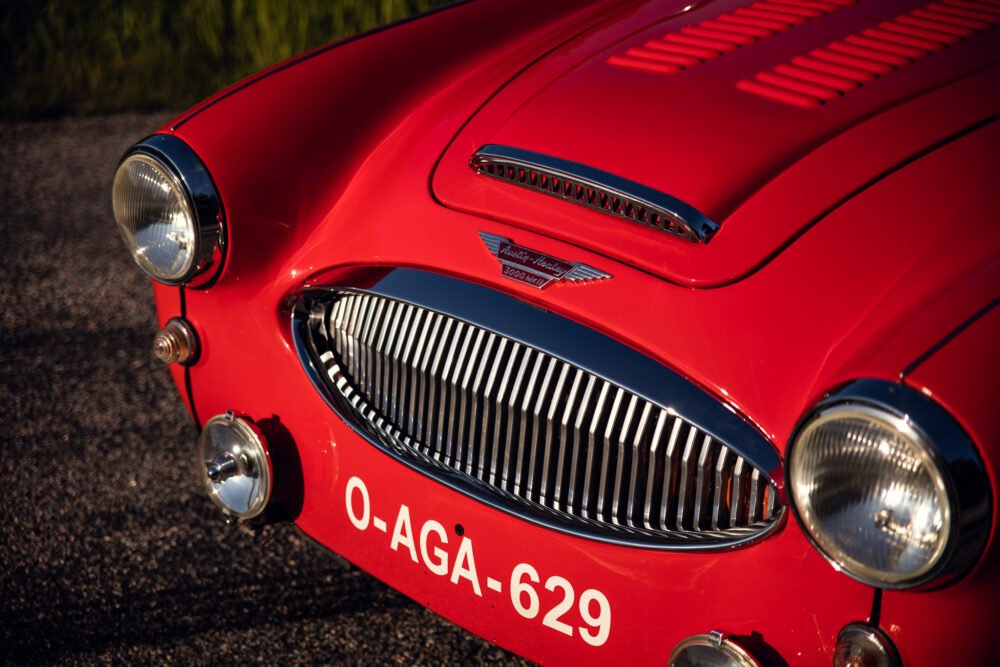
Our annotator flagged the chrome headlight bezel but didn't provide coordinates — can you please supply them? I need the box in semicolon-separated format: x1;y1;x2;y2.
112;134;224;286
787;379;991;590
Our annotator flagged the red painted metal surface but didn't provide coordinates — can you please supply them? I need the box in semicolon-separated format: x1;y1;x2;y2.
432;0;1000;287
609;0;856;76
892;305;1000;666
143;0;1000;663
738;0;1000;107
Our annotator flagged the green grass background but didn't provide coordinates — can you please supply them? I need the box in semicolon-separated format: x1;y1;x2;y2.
0;0;450;119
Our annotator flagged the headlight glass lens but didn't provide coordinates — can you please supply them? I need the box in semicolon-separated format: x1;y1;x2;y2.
789;404;952;587
112;153;198;283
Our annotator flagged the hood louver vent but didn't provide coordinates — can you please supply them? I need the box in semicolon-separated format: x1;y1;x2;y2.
607;0;856;75
738;0;1000;107
471;144;719;243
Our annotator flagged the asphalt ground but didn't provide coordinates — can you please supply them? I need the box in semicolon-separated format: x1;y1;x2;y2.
0;114;530;666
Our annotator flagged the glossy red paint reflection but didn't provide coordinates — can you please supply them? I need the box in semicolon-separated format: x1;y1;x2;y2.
138;0;1000;663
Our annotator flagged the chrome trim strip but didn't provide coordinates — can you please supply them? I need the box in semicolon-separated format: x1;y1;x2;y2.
291;268;783;550
471;144;720;243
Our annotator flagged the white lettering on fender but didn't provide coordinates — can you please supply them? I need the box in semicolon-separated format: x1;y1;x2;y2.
450;537;482;596
345;476;370;530
391;504;419;563
419;520;449;576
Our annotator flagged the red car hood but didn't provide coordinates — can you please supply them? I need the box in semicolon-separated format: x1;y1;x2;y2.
433;0;1000;286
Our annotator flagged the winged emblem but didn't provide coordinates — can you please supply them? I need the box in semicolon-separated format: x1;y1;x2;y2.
479;232;611;290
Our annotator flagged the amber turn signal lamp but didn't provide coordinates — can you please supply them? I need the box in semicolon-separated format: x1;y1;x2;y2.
834;623;900;667
153;317;198;365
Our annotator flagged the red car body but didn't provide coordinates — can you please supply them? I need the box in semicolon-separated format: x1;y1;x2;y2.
140;0;999;663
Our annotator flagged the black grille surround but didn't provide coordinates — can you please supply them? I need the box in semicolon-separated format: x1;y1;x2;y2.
292;269;783;550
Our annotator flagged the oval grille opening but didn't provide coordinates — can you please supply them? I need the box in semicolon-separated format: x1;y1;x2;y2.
293;273;783;549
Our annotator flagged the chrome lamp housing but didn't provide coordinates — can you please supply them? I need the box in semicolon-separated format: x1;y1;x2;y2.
787;379;991;589
197;412;273;520
112;134;224;286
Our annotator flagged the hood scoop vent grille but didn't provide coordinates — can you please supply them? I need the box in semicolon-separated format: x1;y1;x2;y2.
471;144;719;243
738;0;1000;107
607;0;856;76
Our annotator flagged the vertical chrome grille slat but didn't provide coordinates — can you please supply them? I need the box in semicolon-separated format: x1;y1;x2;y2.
580;379;609;519
676;426;699;530
398;304;423;443
449;325;473;472
642;408;669;531
480;340;502;479
427;317;455;460
349;296;366;387
625;401;653;528
437;321;464;465
355;297;374;404
391;305;417;432
712;445;733;530
415;313;444;447
364;299;387;417
351;295;369;392
660;418;684;532
548;366;580;510
731;458;749;526
563;371;594;514
502;348;535;492
375;300;399;419
381;300;398;425
303;290;782;548
749;468;763;523
469;332;499;477
340;296;358;382
515;353;548;496
428;315;451;462
765;478;777;519
600;388;639;525
537;363;569;505
692;434;715;531
405;309;431;438
598;387;625;523
330;298;346;368
490;341;521;486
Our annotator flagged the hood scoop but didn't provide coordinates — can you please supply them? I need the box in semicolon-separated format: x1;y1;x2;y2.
471;144;719;243
433;0;1000;286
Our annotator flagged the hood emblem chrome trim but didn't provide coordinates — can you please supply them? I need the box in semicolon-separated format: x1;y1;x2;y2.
471;144;719;243
479;232;610;289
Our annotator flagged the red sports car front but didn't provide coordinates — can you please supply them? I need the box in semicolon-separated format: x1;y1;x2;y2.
111;1;1000;664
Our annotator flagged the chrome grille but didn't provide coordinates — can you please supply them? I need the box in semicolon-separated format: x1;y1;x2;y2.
299;283;782;549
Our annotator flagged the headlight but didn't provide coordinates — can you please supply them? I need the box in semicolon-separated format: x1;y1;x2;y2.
112;135;223;285
788;380;990;589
